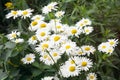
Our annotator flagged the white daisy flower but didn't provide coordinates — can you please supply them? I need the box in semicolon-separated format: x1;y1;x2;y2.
60;63;80;78
81;45;96;56
50;34;67;45
40;52;55;65
42;2;58;14
6;10;20;19
87;73;97;80
76;20;85;29
37;21;49;30
28;20;39;31
21;53;35;64
82;18;92;26
35;41;52;52
77;57;93;71
108;39;118;47
41;76;54;80
83;26;93;35
41;76;59;80
28;35;38;45
106;46;114;54
6;31;20;40
68;26;82;37
36;28;50;41
76;48;86;56
98;42;111;53
12;38;24;43
31;15;44;21
60;41;77;55
21;9;34;19
55;11;65;18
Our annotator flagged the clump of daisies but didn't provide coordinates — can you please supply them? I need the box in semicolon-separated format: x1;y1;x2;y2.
98;39;118;54
6;8;33;19
6;30;24;43
5;1;119;80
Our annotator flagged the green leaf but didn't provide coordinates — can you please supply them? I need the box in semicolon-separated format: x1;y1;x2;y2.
4;42;16;49
0;70;8;80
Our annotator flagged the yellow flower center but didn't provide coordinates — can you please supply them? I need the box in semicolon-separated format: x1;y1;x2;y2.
109;41;114;45
42;44;49;49
40;23;46;28
65;45;71;49
69;66;75;72
84;20;88;24
85;29;89;33
12;11;17;15
43;55;48;59
90;75;94;79
31;21;38;26
81;61;87;67
23;11;28;15
53;52;58;57
102;45;106;49
54;36;60;42
71;29;77;34
31;35;37;40
36;17;40;20
85;47;90;51
11;33;16;38
40;32;46;37
26;57;32;61
80;23;84;27
78;51;83;55
56;26;61;29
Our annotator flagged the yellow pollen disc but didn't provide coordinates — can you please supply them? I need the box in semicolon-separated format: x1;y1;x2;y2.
40;32;46;37
71;29;77;34
80;23;84;27
31;21;38;26
12;11;17;15
26;57;32;61
108;49;112;53
102;45;106;49
90;75;94;79
31;35;37;40
85;47;90;51
53;53;58;57
56;26;61;29
48;6;52;9
11;33;16;38
54;36;60;41
65;45;71;49
81;61;87;67
85;29;89;32
70;60;75;64
43;55;48;59
78;51;83;54
23;11;28;15
69;66;75;72
42;44;49;49
109;41;114;45
36;17;40;20
40;23;46;28
84;20;88;24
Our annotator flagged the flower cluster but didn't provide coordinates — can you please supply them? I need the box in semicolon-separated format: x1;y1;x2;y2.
6;8;33;19
5;1;119;80
6;30;24;43
98;39;118;54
